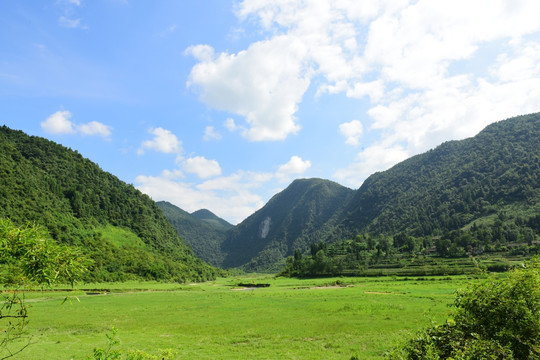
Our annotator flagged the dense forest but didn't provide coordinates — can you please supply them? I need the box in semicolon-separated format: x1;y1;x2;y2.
221;178;355;271
339;112;540;237
157;201;232;267
280;215;540;277
0;126;220;282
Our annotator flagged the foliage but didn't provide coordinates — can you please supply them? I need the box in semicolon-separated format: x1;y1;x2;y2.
0;219;89;359
387;260;540;359
88;327;177;360
157;201;231;267
342;112;540;237
221;178;354;270
0;126;219;282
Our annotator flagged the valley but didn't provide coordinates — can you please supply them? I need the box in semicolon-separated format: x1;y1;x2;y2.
1;113;539;359
10;275;470;359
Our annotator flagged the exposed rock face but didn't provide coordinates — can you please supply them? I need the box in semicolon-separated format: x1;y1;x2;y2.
259;216;271;239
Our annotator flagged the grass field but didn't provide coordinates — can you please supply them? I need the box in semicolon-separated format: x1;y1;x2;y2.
10;275;479;359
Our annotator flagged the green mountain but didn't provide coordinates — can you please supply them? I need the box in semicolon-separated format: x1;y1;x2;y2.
0;126;219;282
223;113;540;272
338;112;540;237
221;178;355;271
191;209;233;232
156;201;231;266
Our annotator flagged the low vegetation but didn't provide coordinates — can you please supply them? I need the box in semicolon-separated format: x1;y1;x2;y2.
0;219;88;359
387;259;540;359
6;275;467;359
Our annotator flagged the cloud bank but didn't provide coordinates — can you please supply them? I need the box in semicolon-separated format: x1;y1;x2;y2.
186;0;540;187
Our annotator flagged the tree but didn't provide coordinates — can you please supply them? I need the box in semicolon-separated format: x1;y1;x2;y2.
0;219;89;359
387;259;540;359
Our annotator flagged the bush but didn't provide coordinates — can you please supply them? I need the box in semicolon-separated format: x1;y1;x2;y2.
387;260;540;359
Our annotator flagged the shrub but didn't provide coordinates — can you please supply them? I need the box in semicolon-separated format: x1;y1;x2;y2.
387;260;540;359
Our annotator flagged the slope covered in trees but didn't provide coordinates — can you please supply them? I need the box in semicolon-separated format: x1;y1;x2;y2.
340;113;540;237
191;208;233;232
157;201;231;267
221;178;355;271
0;126;219;282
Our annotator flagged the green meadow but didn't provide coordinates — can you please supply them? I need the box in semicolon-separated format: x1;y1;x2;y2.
13;275;477;359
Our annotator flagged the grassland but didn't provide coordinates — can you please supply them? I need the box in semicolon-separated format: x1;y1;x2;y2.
11;275;480;359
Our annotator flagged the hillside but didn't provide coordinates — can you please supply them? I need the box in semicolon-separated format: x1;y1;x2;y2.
157;201;231;266
221;178;355;271
224;113;540;272
191;209;234;232
339;112;540;237
0;126;219;282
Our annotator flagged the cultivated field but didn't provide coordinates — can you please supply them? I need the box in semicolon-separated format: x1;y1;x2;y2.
13;275;478;359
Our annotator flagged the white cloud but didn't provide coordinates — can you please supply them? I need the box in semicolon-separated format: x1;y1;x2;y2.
58;16;81;28
224;118;238;132
183;156;222;179
185;44;215;62
339;120;363;146
41;110;111;139
210;0;540;185
333;144;409;188
186;36;310;141
78;121;112;138
161;169;185;180
276;155;311;183
135;170;273;224
203;126;222;141
41;110;75;134
139;127;182;155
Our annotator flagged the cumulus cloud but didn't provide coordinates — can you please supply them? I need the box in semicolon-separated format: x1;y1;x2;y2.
41;110;111;139
185;44;215;62
339;120;363;146
276;155;311;182
186;36;310;141
41;110;75;134
139;127;182;155
224;118;238;132
135;155;313;223
135;170;273;224
78;121;112;138
203;126;222;141
334;144;409;188
182;156;222;179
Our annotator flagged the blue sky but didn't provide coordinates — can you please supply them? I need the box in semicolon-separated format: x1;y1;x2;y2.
2;1;540;224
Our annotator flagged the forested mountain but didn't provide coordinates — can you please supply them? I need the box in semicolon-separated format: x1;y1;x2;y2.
191;209;233;232
224;113;540;272
338;112;540;237
157;201;231;266
221;178;355;271
0;126;219;282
